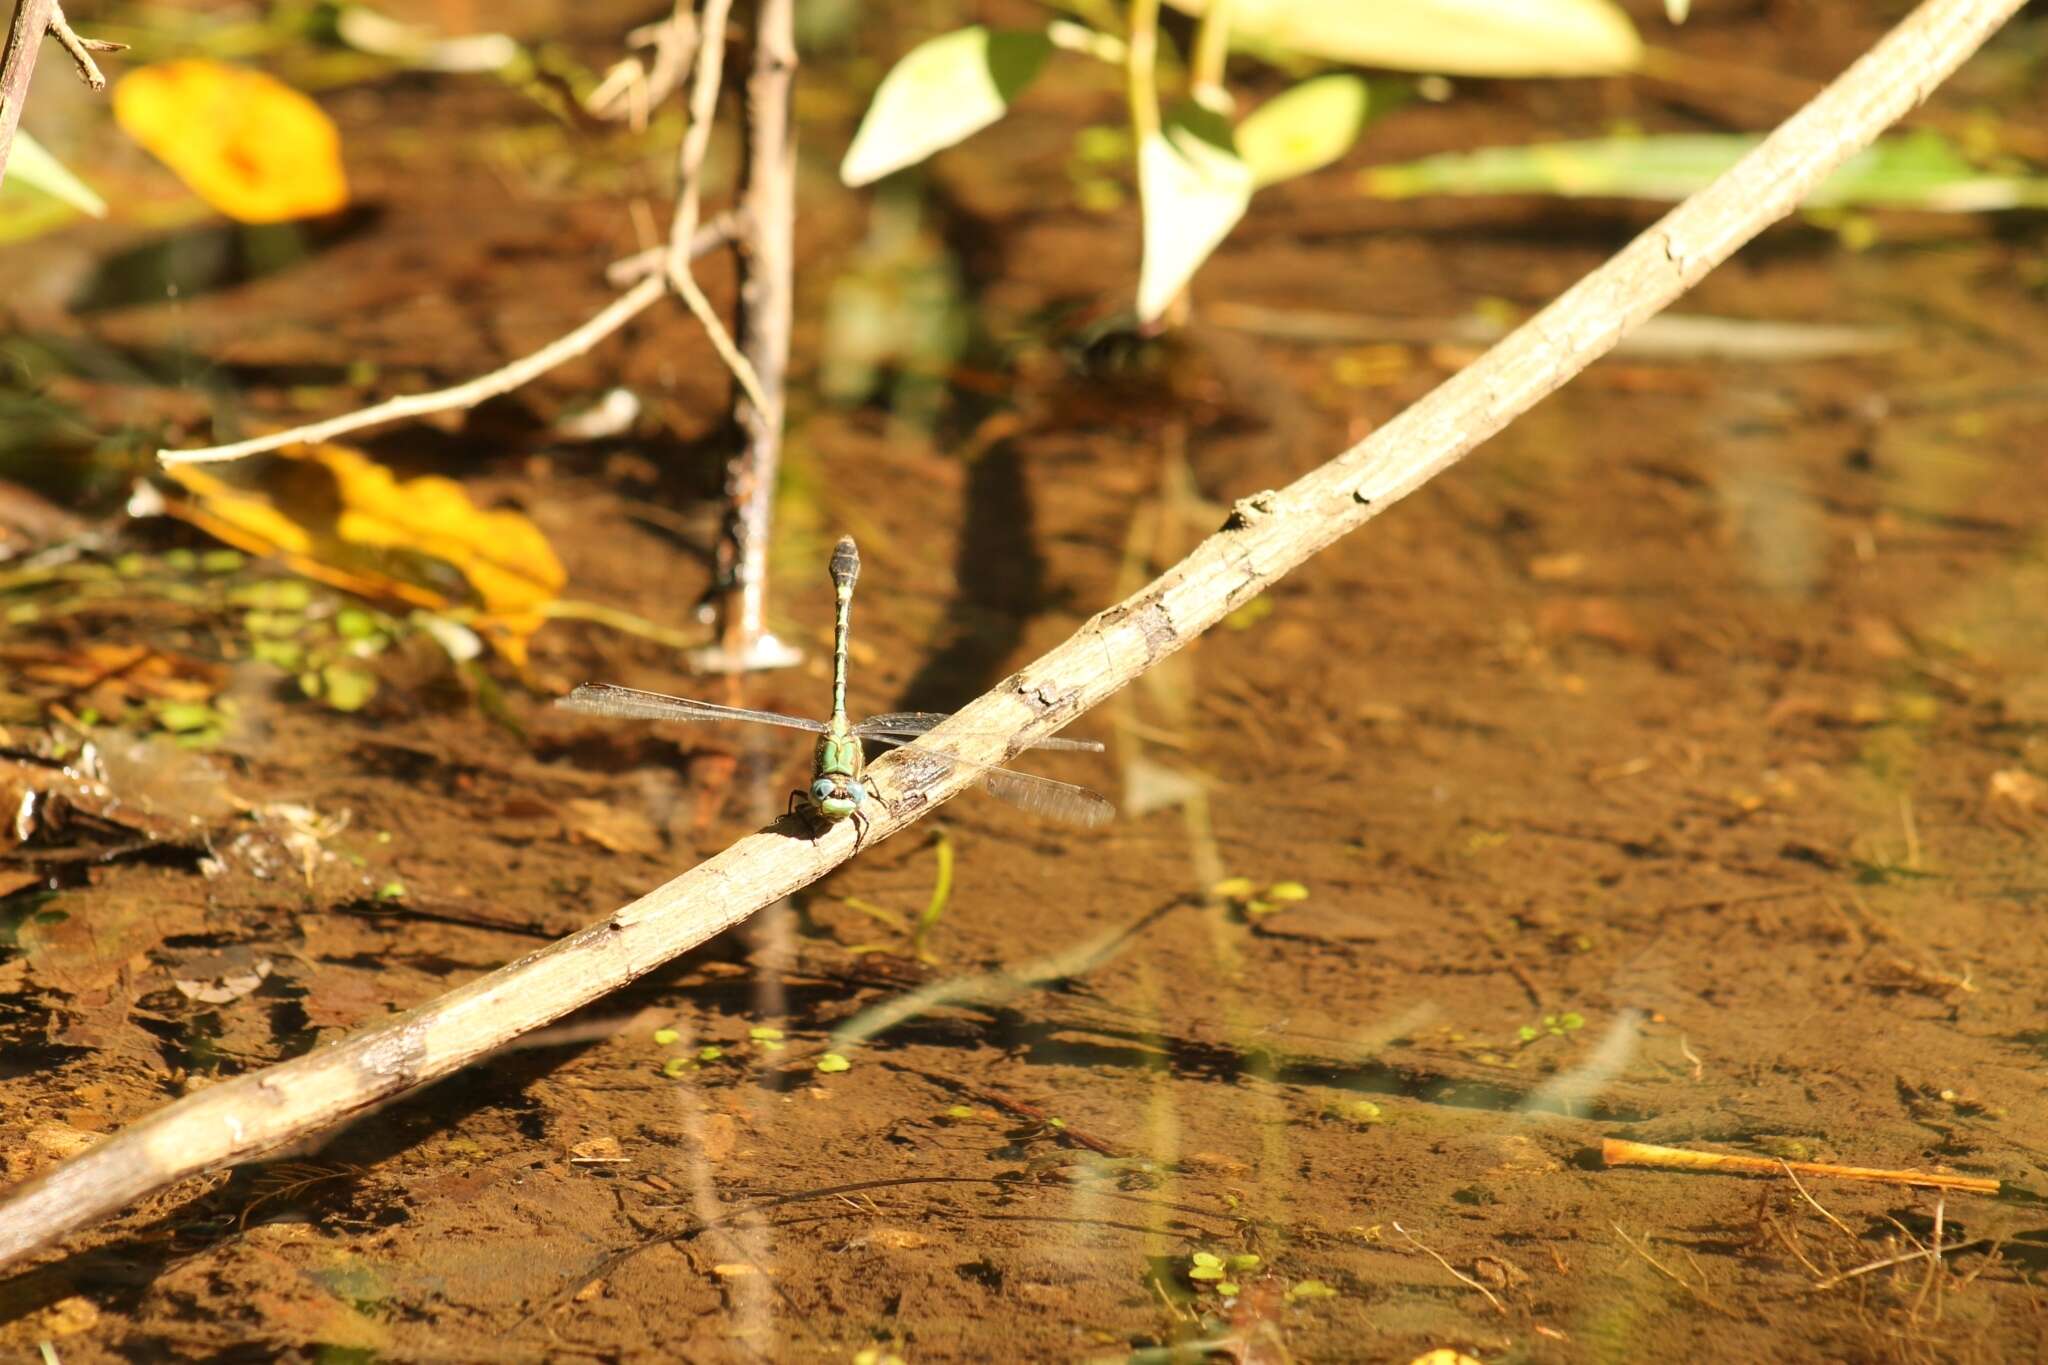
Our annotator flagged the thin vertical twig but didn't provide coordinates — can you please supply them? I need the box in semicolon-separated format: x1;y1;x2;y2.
699;0;800;672
0;0;57;184
1392;1221;1506;1315
0;0;120;183
1189;0;1234;113
1125;0;1161;143
667;0;767;418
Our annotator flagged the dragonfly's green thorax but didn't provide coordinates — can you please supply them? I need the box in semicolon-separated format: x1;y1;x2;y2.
807;728;868;822
806;536;869;824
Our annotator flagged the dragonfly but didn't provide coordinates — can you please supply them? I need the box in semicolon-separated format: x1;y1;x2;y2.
559;536;1113;840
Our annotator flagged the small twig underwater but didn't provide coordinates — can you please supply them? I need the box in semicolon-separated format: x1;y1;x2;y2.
4;0;2027;1271
1393;1220;1505;1315
1611;1222;1736;1317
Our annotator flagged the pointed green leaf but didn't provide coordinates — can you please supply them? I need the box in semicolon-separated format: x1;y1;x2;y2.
1237;74;1369;189
841;27;1052;186
1137;107;1250;322
1164;0;1640;77
6;130;107;217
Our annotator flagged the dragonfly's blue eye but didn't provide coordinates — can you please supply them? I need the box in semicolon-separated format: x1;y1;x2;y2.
811;778;835;804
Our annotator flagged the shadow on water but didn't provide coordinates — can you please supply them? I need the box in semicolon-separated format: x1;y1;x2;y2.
888;440;1044;715
67;209;383;315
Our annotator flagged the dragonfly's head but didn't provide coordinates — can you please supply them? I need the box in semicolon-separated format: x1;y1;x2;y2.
808;774;867;822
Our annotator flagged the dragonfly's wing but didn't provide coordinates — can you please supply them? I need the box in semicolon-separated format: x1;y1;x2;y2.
871;738;1115;828
855;711;1103;753
559;683;827;734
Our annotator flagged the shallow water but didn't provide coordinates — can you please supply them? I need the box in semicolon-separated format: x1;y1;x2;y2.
3;2;2047;1360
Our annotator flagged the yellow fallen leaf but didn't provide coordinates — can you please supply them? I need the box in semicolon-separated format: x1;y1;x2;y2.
114;61;348;223
163;441;564;663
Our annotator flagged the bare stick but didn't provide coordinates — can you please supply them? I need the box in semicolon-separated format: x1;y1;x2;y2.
607;207;746;285
46;3;118;89
1909;1194;1945;1320
665;0;769;419
701;0;798;671
1602;1138;1998;1195
1812;1233;1986;1293
156;214;740;466
1392;1220;1505;1315
0;0;122;184
1778;1161;1861;1247
1612;1223;1735;1316
0;0;2022;1272
0;0;54;186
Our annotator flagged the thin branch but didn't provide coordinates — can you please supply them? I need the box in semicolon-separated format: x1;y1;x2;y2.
700;0;799;672
0;0;56;186
1;0;2024;1272
1189;0;1234;114
1811;1235;1986;1293
1779;1161;1861;1245
1612;1223;1736;1317
665;0;769;418
1125;0;1160;143
587;0;697;129
607;206;747;285
46;2;120;89
156;213;741;466
0;0;120;187
1392;1221;1505;1314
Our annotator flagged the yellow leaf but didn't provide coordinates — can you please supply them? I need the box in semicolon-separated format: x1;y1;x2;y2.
114;61;348;223
163;442;564;663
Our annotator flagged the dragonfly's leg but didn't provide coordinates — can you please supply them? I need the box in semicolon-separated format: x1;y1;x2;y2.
788;789;824;843
850;807;871;853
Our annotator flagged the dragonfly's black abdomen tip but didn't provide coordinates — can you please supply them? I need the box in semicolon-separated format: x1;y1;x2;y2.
830;535;860;588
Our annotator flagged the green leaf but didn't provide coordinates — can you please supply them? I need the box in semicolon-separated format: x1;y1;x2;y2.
1237;75;1369;189
842;27;1052;186
1137;106;1250;321
1163;0;1640;77
6;130;108;217
816;1052;852;1073
1362;130;2048;212
156;701;219;733
320;663;377;712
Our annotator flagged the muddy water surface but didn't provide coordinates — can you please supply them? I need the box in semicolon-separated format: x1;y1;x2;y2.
3;2;2047;1361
